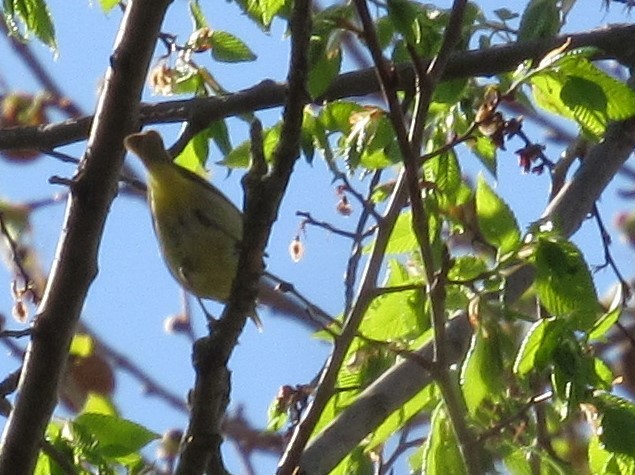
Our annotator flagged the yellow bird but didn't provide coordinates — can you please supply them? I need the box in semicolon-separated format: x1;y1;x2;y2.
124;130;256;320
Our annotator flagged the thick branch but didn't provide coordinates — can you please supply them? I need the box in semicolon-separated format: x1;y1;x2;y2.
0;2;172;474
174;1;312;474
1;24;634;153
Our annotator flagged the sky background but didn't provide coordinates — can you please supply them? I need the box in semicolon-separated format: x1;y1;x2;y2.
0;0;633;473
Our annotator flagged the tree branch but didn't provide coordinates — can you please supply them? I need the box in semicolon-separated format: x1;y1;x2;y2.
174;1;312;473
0;2;172;474
1;25;634;153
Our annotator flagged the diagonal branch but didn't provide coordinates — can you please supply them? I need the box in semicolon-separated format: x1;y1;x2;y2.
173;0;312;473
0;1;173;474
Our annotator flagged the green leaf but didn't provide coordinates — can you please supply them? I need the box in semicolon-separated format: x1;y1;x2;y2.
517;0;560;43
3;0;56;50
33;452;65;475
208;120;232;156
533;237;599;329
330;446;373;475
513;318;568;377
319;100;363;133
175;129;210;176
468;136;497;177
232;0;287;29
189;0;208;29
72;413;159;459
210;30;257;63
422;403;467;475
367;384;438;450
475;176;521;256
494;8;519;21
308;44;342;99
222;140;251;168
559;76;608;137
81;393;117;416
69;333;93;358
432;78;468;105
220;123;281;168
360;260;427;341
98;0;119;12
589;294;622;341
447;255;488;281
594;393;635;456
301;107;326;163
387;0;422;46
530;57;635;138
589;285;623;341
381;211;418;254
266;396;289;432
424;150;462;205
460;326;505;417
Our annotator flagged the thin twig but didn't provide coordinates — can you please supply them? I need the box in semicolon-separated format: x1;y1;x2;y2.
591;203;631;300
295;211;374;240
476;391;552;443
0;212;35;301
344;170;382;314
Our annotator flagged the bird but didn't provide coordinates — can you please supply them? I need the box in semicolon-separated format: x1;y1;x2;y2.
124;130;328;330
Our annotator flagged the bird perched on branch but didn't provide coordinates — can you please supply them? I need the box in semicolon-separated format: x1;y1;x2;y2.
124;130;326;329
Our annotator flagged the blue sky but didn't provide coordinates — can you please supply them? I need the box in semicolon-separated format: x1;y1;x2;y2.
0;1;633;473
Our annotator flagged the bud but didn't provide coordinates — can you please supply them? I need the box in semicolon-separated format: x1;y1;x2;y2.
157;428;184;460
289;236;304;263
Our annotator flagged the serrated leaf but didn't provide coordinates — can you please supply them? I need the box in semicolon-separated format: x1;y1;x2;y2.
266;397;289;432
231;0;287;29
175;129;210;176
494;8;519;21
560;76;608;137
475;176;520;255
468;136;497;177
330;447;373;475
432;78;468;105
517;0;560;43
189;0;208;29
360;260;426;340
221;140;251;168
387;0;421;46
319;100;363;133
424;150;462;204
513;318;567;377
308;44;342;99
422;403;467;475
381;211;418;254
73;413;159;459
210;30;256;63
208;120;232;156
460;326;505;417
220;123;280;168
533;238;598;329
531;57;635;139
4;0;56;50
589;285;623;341
81;393;117;416
594;393;635;456
448;255;488;281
